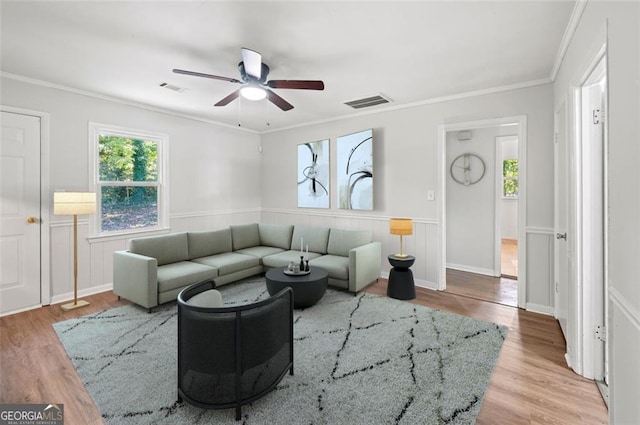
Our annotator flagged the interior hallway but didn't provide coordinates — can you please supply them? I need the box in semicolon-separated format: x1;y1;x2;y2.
445;239;518;307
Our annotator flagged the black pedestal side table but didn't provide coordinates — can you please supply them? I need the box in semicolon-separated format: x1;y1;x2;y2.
387;255;416;300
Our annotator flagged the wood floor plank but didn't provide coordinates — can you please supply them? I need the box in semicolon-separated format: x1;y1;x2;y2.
0;279;608;424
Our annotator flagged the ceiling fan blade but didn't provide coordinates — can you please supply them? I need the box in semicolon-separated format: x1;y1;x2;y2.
266;80;325;90
173;69;241;84
214;89;241;107
241;48;262;79
266;89;294;111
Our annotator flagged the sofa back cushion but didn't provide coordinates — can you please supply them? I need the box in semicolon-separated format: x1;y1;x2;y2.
187;229;232;259
230;223;261;250
129;232;189;266
327;229;372;257
291;226;330;254
259;223;293;250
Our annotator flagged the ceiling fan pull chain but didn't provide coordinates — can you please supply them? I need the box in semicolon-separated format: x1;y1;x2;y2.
265;98;271;127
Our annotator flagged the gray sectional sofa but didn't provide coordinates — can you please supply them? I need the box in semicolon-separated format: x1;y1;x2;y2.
113;223;381;310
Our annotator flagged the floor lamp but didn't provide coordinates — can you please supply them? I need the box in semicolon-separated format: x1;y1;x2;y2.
53;192;96;311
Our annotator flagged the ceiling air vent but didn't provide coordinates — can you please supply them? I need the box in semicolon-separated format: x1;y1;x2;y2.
159;82;186;93
344;93;391;109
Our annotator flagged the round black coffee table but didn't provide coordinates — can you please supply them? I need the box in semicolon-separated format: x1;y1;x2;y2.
265;266;328;308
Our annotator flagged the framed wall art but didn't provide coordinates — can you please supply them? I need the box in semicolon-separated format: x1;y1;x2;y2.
297;139;330;208
337;129;373;210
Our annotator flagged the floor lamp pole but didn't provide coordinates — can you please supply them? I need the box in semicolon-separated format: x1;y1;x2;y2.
61;214;90;310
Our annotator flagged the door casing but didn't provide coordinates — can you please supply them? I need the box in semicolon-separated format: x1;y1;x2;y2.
437;115;527;308
0;105;51;315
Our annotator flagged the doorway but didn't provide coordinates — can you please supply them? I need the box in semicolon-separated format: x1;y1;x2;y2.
438;117;526;308
0;107;50;316
497;135;519;280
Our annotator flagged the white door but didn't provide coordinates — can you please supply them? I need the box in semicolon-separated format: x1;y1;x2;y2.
554;102;570;340
0;111;41;315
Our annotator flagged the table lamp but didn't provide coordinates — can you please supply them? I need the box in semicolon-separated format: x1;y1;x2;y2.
390;218;413;258
53;192;96;310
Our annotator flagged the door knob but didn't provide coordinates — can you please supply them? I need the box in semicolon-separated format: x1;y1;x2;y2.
556;232;567;240
26;217;38;224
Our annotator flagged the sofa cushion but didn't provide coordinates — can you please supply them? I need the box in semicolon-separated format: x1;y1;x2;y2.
157;261;218;293
235;246;285;260
309;255;349;281
259;223;293;250
230;223;261;250
262;250;322;268
192;252;261;276
188;229;232;259
327;229;372;257
130;233;189;266
291;226;330;255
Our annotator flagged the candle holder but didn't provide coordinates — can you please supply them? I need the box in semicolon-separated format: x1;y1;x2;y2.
299;256;305;272
304;259;309;272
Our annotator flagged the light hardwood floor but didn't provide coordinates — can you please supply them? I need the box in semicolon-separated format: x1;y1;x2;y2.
501;238;518;278
446;268;518;307
445;239;519;307
1;279;608;425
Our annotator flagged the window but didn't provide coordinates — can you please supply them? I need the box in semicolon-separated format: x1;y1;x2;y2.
90;123;167;235
503;159;519;198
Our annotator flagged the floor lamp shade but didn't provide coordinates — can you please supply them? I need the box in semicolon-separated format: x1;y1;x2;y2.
390;218;413;257
53;192;96;215
53;192;96;311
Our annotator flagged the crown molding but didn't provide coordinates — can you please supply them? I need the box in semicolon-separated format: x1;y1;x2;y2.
2;70;551;136
261;77;552;134
549;0;589;82
0;71;259;134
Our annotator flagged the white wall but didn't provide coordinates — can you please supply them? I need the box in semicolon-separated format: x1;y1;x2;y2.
553;1;640;423
1;76;262;302
260;84;554;303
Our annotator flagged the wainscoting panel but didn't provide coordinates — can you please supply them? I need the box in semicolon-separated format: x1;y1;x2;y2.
525;227;554;315
48;211;551;311
48;210;261;302
608;289;640;424
261;209;439;289
50;220;94;303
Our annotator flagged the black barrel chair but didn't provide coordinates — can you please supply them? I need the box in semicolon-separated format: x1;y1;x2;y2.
177;281;294;420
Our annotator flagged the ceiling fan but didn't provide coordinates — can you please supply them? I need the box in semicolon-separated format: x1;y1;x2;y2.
173;48;324;111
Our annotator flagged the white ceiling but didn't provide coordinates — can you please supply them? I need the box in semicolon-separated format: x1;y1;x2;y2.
1;1;575;132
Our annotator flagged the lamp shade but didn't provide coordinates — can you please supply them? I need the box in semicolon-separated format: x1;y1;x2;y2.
389;218;413;235
53;192;96;215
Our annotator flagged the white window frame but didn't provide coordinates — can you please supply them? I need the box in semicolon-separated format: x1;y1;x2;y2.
502;158;519;200
88;122;169;238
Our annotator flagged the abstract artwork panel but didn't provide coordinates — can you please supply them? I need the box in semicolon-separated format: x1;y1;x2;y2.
297;139;330;208
337;129;373;210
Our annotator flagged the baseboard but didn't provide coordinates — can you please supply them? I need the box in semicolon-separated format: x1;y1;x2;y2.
49;283;114;305
525;302;555;316
446;263;498;277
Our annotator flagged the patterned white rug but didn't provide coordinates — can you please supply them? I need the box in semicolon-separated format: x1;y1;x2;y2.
54;277;506;424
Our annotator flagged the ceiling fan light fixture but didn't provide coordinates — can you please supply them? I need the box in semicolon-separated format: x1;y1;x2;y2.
240;85;266;101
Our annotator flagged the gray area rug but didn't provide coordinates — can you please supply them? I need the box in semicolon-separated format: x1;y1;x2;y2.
53;277;507;424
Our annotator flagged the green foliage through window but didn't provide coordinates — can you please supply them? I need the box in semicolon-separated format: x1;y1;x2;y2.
503;159;518;198
98;134;160;233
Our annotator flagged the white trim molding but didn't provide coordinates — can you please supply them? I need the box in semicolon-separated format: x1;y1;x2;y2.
550;0;589;81
0;105;51;306
609;287;640;332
